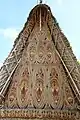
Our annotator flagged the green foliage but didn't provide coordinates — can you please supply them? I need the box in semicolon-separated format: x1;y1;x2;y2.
77;60;80;64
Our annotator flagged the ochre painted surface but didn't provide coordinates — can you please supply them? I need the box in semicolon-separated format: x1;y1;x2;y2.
0;4;79;120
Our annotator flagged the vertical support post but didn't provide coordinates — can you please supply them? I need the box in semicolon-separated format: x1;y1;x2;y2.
40;0;42;4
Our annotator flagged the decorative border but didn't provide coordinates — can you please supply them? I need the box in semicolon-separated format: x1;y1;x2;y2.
0;109;79;119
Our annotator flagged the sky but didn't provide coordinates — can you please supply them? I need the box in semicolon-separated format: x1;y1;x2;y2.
0;0;80;68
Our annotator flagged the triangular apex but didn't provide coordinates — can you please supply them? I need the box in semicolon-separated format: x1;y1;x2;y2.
0;3;80;119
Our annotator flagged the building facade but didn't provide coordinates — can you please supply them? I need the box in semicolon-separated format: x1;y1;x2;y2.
0;3;80;120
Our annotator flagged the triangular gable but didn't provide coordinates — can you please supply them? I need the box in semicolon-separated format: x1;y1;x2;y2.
0;4;79;120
